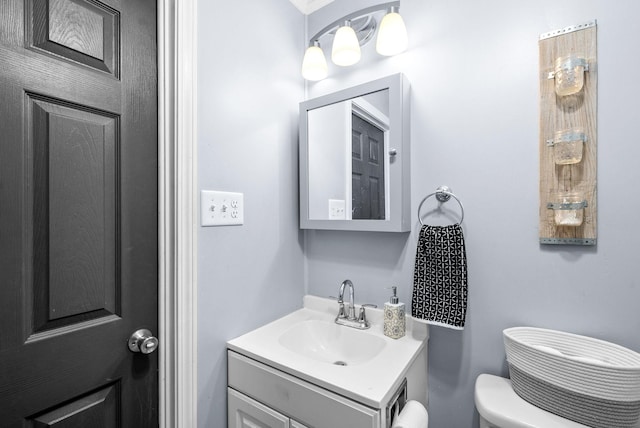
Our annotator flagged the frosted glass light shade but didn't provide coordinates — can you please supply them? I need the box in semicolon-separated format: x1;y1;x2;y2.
301;44;328;81
331;23;361;66
376;11;408;56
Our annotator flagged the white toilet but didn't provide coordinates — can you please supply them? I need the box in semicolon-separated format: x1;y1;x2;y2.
474;374;589;427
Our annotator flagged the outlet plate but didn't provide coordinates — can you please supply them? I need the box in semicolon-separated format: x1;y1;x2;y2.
328;199;346;220
201;190;244;226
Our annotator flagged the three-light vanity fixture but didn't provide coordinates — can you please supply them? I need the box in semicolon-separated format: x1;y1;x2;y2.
301;2;408;81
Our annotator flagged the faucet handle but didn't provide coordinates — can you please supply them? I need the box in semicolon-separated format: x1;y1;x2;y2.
329;296;347;319
357;307;368;327
336;302;347;319
357;304;377;327
329;295;342;302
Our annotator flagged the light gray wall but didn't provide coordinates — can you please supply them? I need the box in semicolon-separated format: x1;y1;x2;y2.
196;2;305;427
305;1;640;427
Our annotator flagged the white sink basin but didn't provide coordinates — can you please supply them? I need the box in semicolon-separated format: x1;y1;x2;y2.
227;295;429;408
278;319;386;365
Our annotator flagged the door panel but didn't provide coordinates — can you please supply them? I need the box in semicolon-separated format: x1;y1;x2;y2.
0;0;158;426
352;114;385;220
30;95;119;331
29;382;120;427
28;0;120;76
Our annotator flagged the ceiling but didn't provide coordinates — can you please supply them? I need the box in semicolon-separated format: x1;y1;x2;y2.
288;0;335;15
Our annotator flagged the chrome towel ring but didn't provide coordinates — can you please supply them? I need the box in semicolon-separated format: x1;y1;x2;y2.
417;186;465;226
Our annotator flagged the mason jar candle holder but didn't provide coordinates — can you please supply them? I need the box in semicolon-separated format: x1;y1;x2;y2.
547;191;587;227
547;129;586;165
552;55;589;96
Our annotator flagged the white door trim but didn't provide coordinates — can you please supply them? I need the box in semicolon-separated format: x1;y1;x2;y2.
158;1;198;427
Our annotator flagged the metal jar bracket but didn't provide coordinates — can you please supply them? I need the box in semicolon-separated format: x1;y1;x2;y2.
546;131;587;147
546;57;589;80
547;200;588;210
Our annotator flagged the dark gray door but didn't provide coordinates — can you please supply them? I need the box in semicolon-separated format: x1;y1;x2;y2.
0;0;158;426
352;113;385;220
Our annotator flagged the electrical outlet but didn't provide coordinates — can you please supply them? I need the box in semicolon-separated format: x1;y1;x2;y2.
201;190;244;226
329;199;346;220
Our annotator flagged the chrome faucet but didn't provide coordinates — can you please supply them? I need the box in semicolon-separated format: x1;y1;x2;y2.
335;279;375;329
337;279;356;321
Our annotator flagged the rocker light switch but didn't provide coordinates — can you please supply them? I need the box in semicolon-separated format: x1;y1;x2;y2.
201;190;244;226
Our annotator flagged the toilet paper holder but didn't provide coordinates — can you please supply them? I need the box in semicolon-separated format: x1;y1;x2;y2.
386;377;408;428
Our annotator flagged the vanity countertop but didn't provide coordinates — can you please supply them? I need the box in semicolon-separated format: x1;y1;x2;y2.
227;295;429;408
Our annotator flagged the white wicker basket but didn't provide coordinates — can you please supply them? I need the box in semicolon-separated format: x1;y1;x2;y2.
503;327;640;428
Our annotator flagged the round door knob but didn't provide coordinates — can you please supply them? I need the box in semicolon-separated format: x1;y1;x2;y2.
128;329;159;354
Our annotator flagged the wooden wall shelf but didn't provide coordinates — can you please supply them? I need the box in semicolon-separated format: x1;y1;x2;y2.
539;21;597;246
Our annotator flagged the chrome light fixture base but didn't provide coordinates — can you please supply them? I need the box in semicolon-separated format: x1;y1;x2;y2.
302;1;407;81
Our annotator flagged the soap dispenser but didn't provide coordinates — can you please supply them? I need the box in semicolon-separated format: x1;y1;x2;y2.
383;286;406;339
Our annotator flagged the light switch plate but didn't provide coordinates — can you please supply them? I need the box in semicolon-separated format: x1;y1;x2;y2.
201;190;244;226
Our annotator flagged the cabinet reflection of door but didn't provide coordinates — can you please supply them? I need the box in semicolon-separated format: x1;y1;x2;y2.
352;114;385;219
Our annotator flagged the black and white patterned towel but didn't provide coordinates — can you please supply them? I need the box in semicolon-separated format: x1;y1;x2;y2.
412;224;468;330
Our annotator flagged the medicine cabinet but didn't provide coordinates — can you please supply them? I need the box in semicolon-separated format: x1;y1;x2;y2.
299;73;411;232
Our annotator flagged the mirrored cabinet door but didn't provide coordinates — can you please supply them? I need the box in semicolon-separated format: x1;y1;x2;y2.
300;73;411;232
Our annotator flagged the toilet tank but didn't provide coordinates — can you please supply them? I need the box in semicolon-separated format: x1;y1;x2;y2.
475;374;589;428
479;415;496;428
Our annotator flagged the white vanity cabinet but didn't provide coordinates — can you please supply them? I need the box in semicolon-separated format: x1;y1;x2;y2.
228;387;310;428
226;296;429;428
227;351;381;428
228;388;290;428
